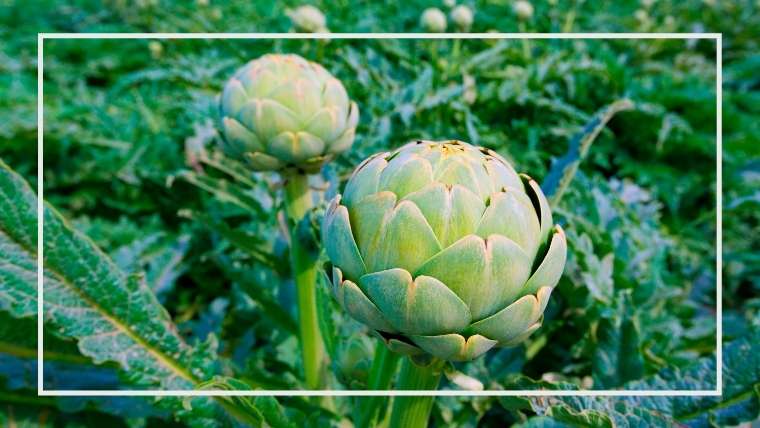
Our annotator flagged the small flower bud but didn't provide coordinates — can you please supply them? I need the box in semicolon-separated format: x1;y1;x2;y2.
420;8;447;32
451;5;474;31
286;5;327;33
513;0;534;20
463;74;477;105
634;9;648;23
148;41;163;59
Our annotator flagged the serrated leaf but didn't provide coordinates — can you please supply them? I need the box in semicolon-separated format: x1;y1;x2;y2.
0;158;38;318
497;375;579;413
624;324;758;427
592;313;644;388
546;404;613;428
197;377;297;428
0;315;169;420
176;170;265;215
0;159;278;426
4;160;206;390
183;209;282;272
513;323;759;428
541;98;635;204
515;416;575;428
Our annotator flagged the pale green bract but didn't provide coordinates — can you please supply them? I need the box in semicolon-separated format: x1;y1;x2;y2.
323;140;567;362
219;54;359;173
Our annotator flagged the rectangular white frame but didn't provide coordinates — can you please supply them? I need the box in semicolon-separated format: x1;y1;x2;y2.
37;32;723;397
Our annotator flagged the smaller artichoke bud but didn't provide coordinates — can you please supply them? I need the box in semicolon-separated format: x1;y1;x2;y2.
634;9;648;23
286;5;327;33
462;74;477;105
219;54;359;173
148;41;163;59
333;336;374;388
451;5;474;31
513;0;534;20
420;8;447;32
443;0;456;8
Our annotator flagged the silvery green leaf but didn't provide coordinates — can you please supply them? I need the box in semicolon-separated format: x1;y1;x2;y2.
0;159;285;427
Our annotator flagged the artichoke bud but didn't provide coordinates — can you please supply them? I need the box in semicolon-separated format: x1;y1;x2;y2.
322;140;567;362
285;5;327;33
514;0;534;20
450;5;473;31
333;335;374;387
462;74;477;105
218;54;358;174
420;8;447;32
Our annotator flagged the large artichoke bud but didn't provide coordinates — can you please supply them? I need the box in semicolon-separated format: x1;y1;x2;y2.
219;54;359;173
323;140;567;362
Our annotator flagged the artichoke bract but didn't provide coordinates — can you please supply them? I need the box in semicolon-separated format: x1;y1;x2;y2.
323;140;567;362
219;54;359;173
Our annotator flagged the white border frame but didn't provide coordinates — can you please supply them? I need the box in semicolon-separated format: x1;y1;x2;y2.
37;32;723;397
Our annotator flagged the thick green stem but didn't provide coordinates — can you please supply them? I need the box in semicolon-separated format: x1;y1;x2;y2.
283;174;326;390
388;357;444;428
354;344;402;428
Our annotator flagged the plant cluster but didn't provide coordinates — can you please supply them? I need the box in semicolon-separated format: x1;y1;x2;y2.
0;0;758;427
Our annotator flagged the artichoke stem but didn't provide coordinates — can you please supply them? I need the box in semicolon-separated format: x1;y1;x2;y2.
519;22;532;59
284;174;326;390
389;357;444;428
354;344;402;427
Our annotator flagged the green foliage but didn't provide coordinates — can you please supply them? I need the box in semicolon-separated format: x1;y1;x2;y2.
494;318;759;427
0;159;291;426
0;160;37;319
1;0;758;426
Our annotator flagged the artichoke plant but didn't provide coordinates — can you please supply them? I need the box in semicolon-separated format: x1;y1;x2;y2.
217;53;360;390
219;53;359;173
323;140;567;362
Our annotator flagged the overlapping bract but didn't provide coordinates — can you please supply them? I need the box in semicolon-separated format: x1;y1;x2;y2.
219;54;358;173
323;141;567;361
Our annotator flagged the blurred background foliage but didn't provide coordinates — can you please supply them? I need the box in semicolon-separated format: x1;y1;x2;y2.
0;0;758;426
